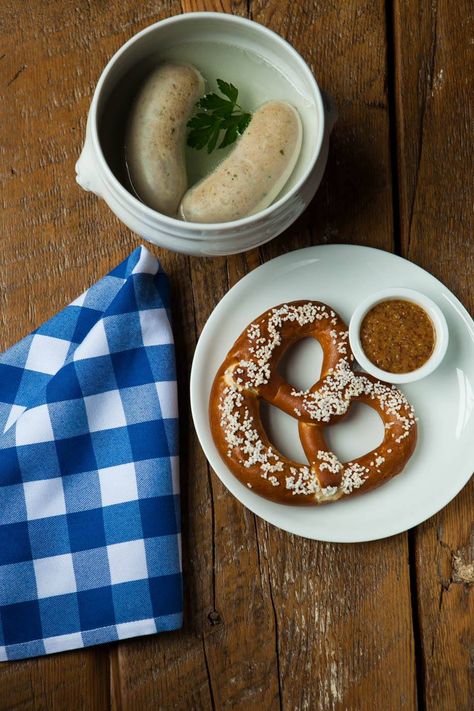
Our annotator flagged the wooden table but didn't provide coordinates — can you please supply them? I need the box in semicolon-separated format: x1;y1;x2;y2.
1;1;472;709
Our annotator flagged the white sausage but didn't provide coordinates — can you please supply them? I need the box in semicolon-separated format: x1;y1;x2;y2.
126;63;205;216
179;101;302;223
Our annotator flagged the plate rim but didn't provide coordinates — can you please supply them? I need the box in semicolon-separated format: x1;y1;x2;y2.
190;243;474;542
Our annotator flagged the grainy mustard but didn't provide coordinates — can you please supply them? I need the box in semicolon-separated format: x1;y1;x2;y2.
361;299;435;373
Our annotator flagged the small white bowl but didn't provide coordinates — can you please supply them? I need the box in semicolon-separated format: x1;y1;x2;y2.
75;12;336;256
349;287;449;384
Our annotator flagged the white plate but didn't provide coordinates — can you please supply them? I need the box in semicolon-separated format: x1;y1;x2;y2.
190;245;474;541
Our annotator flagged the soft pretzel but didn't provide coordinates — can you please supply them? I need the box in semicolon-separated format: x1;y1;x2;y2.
209;301;417;505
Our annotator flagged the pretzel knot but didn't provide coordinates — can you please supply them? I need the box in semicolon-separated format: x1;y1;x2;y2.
210;301;417;505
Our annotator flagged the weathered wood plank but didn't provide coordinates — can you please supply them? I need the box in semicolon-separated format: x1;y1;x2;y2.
393;0;474;298
253;1;417;708
188;254;282;711
258;0;397;259
0;649;109;711
392;1;474;708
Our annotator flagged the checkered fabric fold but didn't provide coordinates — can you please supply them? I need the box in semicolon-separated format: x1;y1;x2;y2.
0;246;182;661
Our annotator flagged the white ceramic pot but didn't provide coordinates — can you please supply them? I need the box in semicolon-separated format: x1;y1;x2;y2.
76;12;336;256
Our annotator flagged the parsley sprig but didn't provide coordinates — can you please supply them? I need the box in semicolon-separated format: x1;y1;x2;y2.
187;79;252;154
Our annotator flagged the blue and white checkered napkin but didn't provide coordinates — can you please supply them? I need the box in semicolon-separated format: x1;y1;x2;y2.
0;246;182;661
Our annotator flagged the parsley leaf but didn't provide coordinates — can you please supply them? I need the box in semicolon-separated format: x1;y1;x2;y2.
187;79;252;154
216;79;238;104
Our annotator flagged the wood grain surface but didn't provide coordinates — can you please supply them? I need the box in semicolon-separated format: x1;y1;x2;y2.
393;2;474;709
0;1;472;710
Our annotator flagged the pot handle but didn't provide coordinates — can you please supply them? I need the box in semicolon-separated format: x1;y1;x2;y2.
75;130;103;197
